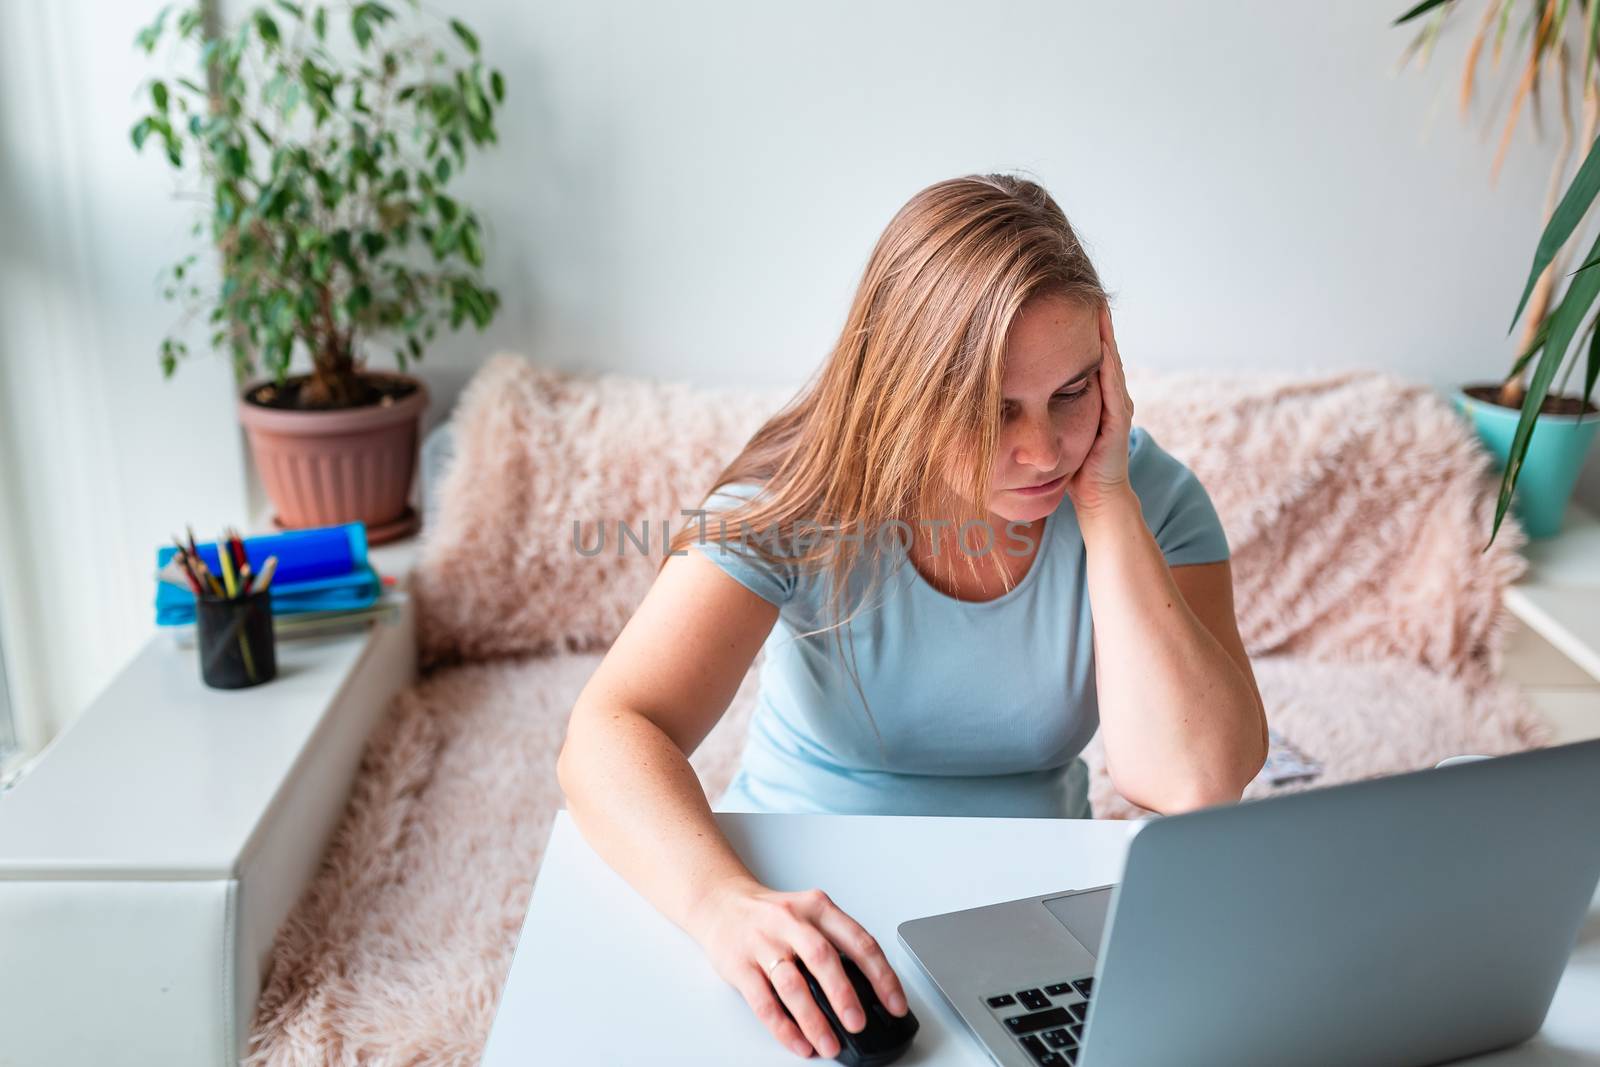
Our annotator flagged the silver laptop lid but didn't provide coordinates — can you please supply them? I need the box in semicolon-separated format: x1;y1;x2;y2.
1081;737;1600;1067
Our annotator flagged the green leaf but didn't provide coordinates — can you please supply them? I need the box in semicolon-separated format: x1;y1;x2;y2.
1507;312;1553;382
331;229;354;266
449;18;480;54
151;80;169;112
352;10;372;48
460;221;483;267
1584;314;1600;420
131;116;154;151
264;69;287;108
1393;0;1452;27
274;0;305;19
490;69;505;103
134;5;172;53
313;6;327;40
1508;133;1600;335
431;223;459;257
254;11;281;48
1572;247;1600;276
345;284;373;315
1490;225;1600;545
463;78;488;124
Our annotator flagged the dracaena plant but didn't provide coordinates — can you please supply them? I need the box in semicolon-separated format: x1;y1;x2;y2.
132;0;504;409
1395;0;1600;544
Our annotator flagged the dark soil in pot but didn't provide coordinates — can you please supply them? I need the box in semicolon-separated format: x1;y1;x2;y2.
1462;382;1599;416
245;371;420;412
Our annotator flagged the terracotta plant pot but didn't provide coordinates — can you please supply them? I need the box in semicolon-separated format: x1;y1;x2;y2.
237;372;429;545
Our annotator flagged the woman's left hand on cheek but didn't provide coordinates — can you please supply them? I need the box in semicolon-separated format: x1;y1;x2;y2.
1063;304;1134;516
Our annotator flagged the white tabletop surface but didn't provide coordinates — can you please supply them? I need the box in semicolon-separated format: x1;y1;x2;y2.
482;810;1600;1066
0;625;380;879
1506;504;1600;682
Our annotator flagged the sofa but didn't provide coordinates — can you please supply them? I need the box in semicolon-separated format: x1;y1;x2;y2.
242;353;1550;1064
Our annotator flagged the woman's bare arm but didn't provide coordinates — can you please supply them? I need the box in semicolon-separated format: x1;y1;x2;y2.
1078;487;1267;813
556;547;779;939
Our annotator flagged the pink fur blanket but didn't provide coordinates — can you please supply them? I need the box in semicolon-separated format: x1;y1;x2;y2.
245;354;1550;1064
413;355;1528;684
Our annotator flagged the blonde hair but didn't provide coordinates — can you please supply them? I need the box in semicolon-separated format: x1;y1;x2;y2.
663;172;1113;749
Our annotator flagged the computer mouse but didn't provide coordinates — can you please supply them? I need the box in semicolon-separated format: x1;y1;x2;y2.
788;952;919;1066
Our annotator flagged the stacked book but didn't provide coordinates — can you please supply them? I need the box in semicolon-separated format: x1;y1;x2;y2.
154;522;405;646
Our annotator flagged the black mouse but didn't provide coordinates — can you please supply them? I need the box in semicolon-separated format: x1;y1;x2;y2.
786;953;919;1065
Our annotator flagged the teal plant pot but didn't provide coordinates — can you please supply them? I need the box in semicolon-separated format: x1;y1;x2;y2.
1451;385;1600;538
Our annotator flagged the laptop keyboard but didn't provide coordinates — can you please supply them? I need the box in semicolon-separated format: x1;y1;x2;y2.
981;976;1093;1065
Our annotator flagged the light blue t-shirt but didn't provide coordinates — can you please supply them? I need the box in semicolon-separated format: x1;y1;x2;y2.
693;426;1230;820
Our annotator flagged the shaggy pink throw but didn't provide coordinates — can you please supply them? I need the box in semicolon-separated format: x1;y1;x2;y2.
245;355;1550;1064
414;355;1528;684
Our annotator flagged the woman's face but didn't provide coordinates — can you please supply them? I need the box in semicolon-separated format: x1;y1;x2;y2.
976;293;1105;525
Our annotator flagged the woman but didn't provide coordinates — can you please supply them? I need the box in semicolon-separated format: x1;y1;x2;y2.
556;173;1268;1060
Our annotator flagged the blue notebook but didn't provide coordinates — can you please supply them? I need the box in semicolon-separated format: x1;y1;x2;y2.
154;523;382;627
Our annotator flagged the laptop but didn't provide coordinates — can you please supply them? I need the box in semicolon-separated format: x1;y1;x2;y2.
897;737;1600;1067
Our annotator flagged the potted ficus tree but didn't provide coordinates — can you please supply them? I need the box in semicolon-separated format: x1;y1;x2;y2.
1396;0;1600;543
132;0;504;542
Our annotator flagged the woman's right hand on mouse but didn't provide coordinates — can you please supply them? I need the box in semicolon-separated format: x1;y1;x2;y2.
687;875;911;1059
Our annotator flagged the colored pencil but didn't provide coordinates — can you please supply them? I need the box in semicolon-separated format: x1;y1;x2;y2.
171;539;204;595
216;533;238;597
195;556;225;598
255;555;279;592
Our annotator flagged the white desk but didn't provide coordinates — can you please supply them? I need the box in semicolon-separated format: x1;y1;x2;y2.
1501;504;1600;746
482;810;1600;1065
0;592;416;1066
1505;504;1600;683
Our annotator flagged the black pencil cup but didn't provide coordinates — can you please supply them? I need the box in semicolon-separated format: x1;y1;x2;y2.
196;587;277;689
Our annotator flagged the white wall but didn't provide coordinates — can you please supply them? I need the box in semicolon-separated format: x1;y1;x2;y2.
2;0;1597;758
413;0;1600;494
